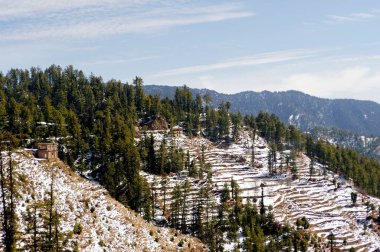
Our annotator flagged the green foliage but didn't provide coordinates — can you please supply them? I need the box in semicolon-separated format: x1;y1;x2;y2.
73;223;82;235
296;217;310;229
1;65;380;251
178;239;184;247
98;240;105;247
351;192;358;205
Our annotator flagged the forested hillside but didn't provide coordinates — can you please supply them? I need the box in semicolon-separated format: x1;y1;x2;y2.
0;150;206;251
144;85;380;136
1;65;380;251
310;127;380;162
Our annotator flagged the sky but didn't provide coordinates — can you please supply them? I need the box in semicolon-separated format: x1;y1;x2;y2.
1;0;380;103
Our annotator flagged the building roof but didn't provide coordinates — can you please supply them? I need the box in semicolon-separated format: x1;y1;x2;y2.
172;125;183;131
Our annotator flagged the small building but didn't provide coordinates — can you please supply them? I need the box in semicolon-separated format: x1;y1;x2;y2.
177;170;189;180
37;143;58;160
172;126;183;137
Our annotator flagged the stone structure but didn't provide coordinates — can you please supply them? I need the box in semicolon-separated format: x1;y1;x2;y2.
172;126;183;137
37;143;58;160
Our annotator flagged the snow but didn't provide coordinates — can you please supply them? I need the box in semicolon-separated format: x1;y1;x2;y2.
0;150;206;252
140;129;380;251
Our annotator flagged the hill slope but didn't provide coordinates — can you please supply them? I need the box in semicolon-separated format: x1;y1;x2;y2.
144;85;380;136
141;130;380;251
0;150;206;252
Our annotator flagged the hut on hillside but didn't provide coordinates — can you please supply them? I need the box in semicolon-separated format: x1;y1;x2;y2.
172;126;183;137
37;143;58;160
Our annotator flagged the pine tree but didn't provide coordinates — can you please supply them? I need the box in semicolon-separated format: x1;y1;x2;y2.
251;129;256;167
351;192;357;206
0;146;19;252
23;196;46;252
290;151;298;180
151;177;158;219
160;177;168;216
231;112;242;142
134;77;144;115
309;157;315;180
0;90;8;130
189;159;198;178
327;232;335;251
194;190;204;238
147;134;157;174
220;182;230;203
267;152;273;175
41;165;63;251
198;144;206;179
260;183;265;215
181;179;191;233
171;184;182;229
157;139;167;175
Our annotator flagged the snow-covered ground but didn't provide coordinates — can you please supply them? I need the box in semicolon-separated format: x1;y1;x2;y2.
0;150;206;252
141;130;380;251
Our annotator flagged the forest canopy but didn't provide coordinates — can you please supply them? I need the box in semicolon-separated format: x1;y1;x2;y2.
0;65;379;251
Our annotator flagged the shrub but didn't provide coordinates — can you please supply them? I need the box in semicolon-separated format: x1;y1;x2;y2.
178;239;184;247
99;240;105;247
73;223;83;235
67;231;73;239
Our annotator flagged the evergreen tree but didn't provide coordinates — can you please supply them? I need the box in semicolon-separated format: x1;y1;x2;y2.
171;184;182;229
0;146;19;252
160;176;169;217
188;159;198;178
0;90;8;130
309;157;315;180
181;179;191;233
351;192;357;206
251;129;256;167
147;134;157;174
327;232;335;251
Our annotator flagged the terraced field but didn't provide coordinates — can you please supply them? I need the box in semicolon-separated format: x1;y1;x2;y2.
141;130;380;251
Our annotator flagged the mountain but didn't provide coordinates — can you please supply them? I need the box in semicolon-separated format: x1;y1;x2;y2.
144;85;380;136
2;66;380;251
310;126;380;161
1;150;206;252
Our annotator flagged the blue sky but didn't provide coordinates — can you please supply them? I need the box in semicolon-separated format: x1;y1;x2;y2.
1;0;380;102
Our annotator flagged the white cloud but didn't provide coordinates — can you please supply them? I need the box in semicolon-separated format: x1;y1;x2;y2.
0;0;138;20
280;66;380;102
81;56;158;66
148;58;380;103
326;11;378;24
0;2;254;40
151;49;324;77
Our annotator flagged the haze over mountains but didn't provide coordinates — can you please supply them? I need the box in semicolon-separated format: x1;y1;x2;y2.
144;85;380;136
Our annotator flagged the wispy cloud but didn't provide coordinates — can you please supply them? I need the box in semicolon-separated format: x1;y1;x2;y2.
161;62;380;103
325;11;378;24
81;55;158;66
0;1;254;40
151;49;325;77
0;0;135;21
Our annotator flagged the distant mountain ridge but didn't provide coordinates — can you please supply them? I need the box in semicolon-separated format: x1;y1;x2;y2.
144;85;380;136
